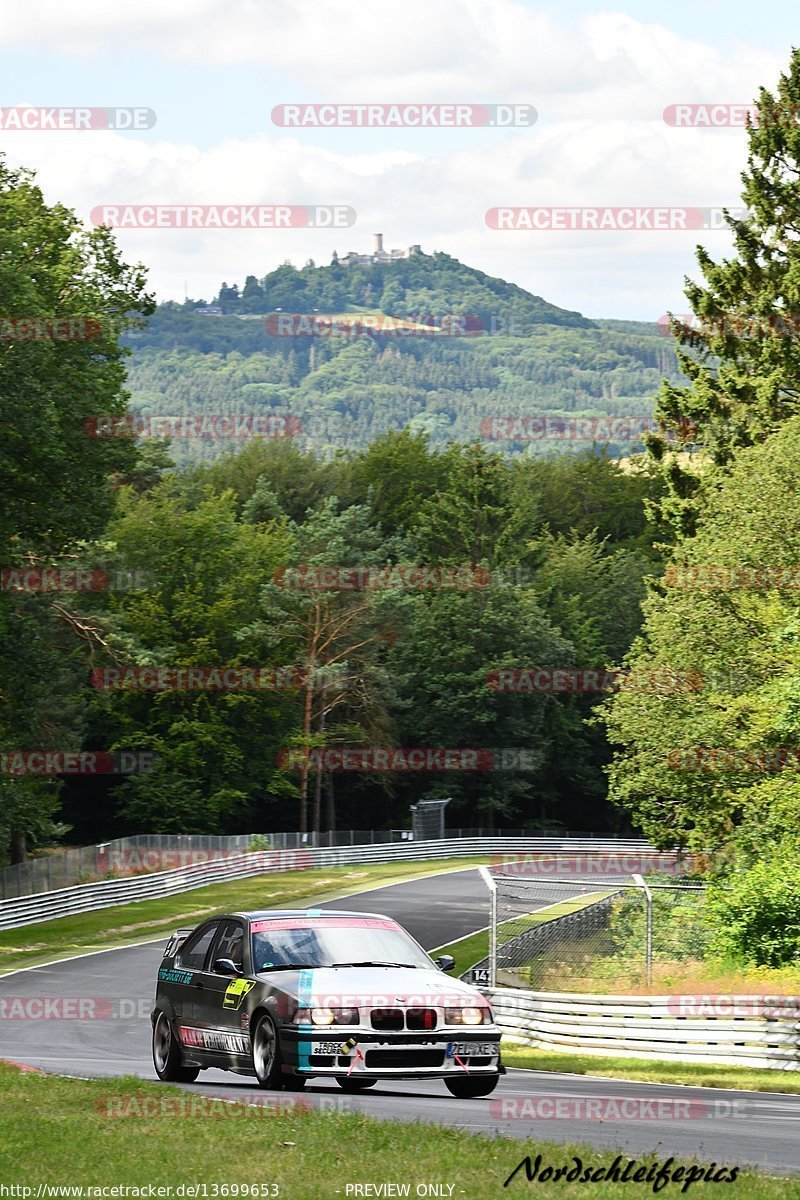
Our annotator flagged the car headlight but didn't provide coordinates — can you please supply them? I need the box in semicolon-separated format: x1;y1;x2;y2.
299;1007;359;1025
445;1006;486;1025
311;1007;335;1025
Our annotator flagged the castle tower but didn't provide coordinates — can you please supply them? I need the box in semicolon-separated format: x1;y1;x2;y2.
372;233;383;254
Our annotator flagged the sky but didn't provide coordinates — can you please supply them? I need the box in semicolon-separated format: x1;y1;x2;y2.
0;0;794;319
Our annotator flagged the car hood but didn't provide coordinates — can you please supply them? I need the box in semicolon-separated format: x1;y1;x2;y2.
256;964;485;1008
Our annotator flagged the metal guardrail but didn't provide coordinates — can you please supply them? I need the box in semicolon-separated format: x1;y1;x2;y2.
0;837;655;931
0;828;626;899
486;987;800;1070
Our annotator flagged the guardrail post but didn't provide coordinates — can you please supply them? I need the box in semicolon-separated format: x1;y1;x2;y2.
633;872;653;987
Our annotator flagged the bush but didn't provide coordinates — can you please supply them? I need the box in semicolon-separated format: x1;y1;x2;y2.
707;847;800;967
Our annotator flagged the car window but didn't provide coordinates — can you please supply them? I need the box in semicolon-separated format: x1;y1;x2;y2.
211;919;245;971
177;922;220;971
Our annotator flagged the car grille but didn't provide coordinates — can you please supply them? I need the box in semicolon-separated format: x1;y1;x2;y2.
370;1007;437;1031
365;1049;445;1068
406;1007;437;1030
370;1008;404;1031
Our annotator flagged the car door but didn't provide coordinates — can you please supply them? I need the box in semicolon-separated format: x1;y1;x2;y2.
190;918;253;1060
173;920;222;1057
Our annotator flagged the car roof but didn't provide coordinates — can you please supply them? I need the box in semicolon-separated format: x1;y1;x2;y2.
231;908;392;921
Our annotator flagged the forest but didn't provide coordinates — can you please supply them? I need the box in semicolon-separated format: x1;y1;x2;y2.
5;51;800;970
123;256;680;462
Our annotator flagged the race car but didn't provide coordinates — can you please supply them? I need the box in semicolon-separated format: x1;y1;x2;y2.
151;908;503;1097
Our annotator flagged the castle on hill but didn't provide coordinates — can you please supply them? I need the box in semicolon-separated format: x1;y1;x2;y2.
336;233;422;266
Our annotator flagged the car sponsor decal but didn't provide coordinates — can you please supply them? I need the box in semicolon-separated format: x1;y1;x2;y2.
294;908;322;1073
250;916;398;934
179;1025;250;1054
223;978;256;1010
158;967;194;985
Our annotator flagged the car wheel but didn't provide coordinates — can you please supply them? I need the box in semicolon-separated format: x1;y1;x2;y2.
444;1074;499;1098
152;1011;199;1083
252;1012;283;1089
336;1076;377;1091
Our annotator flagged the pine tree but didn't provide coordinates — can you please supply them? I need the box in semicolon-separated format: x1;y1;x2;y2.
648;49;800;537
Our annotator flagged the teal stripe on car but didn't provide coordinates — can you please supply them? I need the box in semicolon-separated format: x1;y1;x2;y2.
296;967;314;1071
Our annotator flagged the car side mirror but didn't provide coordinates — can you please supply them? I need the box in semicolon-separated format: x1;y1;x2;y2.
212;957;239;976
434;954;455;972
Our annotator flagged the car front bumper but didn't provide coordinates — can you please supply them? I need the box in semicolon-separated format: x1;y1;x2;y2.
281;1026;503;1077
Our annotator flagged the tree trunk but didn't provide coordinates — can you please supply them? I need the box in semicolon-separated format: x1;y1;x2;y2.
311;683;327;836
299;673;314;834
326;772;336;833
9;829;27;865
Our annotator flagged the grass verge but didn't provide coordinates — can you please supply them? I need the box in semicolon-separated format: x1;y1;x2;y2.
0;1062;792;1196
502;1042;800;1094
0;857;488;975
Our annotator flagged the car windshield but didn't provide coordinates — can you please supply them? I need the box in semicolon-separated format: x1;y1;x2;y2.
250;916;432;971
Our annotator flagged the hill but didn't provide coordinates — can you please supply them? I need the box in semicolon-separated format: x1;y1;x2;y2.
122;251;684;463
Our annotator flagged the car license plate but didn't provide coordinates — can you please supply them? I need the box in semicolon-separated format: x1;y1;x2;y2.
313;1041;342;1054
447;1041;496;1057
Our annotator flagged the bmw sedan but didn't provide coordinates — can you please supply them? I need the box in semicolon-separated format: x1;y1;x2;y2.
151;908;502;1097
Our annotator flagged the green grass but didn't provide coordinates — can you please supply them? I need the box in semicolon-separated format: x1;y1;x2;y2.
0;1062;792;1196
0;857;489;975
434;893;609;979
503;1042;800;1094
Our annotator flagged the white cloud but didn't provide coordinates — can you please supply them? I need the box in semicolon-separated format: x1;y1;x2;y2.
0;115;750;316
0;2;779;103
0;1;786;316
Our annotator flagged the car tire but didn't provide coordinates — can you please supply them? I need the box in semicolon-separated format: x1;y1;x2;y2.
252;1012;284;1090
335;1076;377;1091
152;1011;199;1083
444;1074;500;1098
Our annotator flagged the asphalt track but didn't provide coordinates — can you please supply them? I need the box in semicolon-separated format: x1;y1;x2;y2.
2;866;800;1175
